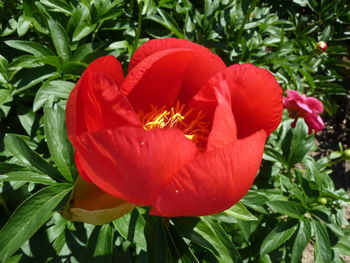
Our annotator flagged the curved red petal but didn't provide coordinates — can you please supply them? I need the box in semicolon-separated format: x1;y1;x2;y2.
86;55;124;86
74;127;197;206
221;64;283;138
190;74;237;151
151;130;267;217
66;70;140;144
120;48;194;111
129;38;227;102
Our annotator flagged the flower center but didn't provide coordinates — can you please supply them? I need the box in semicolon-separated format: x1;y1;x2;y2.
138;101;210;148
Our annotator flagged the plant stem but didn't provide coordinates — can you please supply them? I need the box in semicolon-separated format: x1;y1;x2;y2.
132;0;143;55
236;0;260;44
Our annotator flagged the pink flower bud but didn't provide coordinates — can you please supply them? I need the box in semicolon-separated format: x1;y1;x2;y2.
317;41;328;52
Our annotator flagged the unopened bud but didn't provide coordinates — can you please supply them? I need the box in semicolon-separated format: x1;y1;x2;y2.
317;197;328;205
317;41;328;52
344;149;350;160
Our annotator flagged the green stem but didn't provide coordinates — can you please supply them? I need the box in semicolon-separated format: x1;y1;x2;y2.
327;157;346;167
132;1;143;55
236;0;260;44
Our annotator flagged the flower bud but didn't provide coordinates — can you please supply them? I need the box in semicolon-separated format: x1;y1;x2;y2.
317;197;328;205
317;41;328;52
344;149;350;160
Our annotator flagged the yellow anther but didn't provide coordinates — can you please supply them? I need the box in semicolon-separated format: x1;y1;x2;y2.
138;102;210;149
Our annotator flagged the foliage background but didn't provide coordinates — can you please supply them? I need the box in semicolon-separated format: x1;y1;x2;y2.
0;0;349;262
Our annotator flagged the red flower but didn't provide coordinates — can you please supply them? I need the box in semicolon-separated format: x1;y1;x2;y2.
66;38;283;217
283;90;325;133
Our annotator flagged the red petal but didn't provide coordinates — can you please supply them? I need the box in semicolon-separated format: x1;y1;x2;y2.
74;127;198;206
220;64;283;138
151;130;267;217
66;70;140;144
190;74;237;151
86;55;124;86
129;38;227;102
120;48;194;112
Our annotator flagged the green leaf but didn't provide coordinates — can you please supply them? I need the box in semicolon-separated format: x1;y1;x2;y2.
267;200;306;219
84;224;114;263
113;208;146;250
11;71;60;96
4;133;61;181
333;235;350;257
5;40;54;57
17;16;31;36
221;202;257;221
0;163;56;185
35;56;64;69
144;216;172;263
172;217;241;262
41;0;73;15
299;67;316;90
0;184;72;261
72;23;96;42
72;42;106;62
291;219;312;263
48;19;71;61
168;225;200;263
44;104;76;182
0;55;9;82
282;119;314;167
34;80;74;111
146;9;184;38
313;221;332;263
260;221;298;256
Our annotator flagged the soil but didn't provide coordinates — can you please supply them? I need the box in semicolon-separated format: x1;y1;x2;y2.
316;93;350;188
302;92;350;262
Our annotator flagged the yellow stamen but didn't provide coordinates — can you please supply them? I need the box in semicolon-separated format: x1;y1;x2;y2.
138;101;210;148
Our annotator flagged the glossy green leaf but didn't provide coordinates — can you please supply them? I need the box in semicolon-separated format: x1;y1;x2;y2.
260;221;298;256
168;225;200;263
84;224;114;263
34;80;74;111
172;217;241;262
4;133;61;181
0;55;9;81
146;9;184;38
313;221;332;263
144;216;172;263
5;40;54;57
113;208;146;250
267;200;306;219
282;119;314;167
291;219;311;263
0;163;56;185
41;0;73;15
72;23;96;42
333;235;350;257
44;104;75;182
48;19;71;61
17;16;31;36
0;184;72;261
221;202;257;221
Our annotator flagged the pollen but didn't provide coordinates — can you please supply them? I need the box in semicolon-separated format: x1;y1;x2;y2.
138;101;210;148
